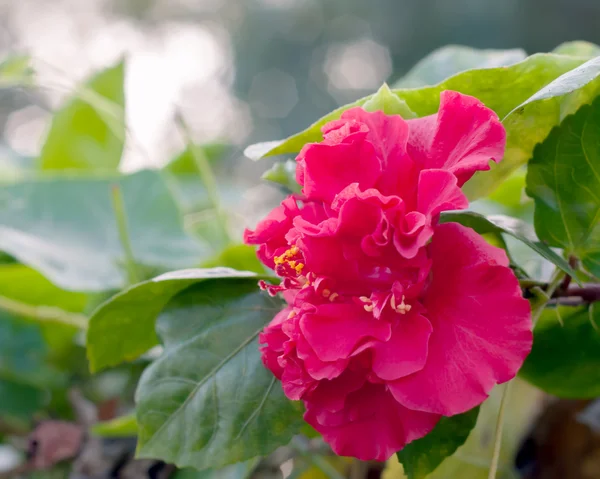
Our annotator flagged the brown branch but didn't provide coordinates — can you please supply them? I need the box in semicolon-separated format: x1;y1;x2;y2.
554;285;600;303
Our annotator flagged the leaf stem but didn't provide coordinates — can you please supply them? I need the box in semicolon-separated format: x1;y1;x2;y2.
488;269;565;479
175;112;231;244
0;295;88;329
110;184;140;285
487;382;511;479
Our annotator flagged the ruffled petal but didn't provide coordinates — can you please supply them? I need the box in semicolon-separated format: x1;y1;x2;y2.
259;308;292;379
297;131;382;203
305;383;440;461
300;303;391;362
407;91;506;186
389;223;531;415
371;311;432;380
341;108;416;197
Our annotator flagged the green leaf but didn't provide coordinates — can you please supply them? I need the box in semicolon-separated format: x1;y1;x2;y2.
439;211;579;279
0;264;87;312
245;53;600;200
202;245;266;274
520;305;600;397
363;83;416;118
172;460;260;479
87;268;257;372
506;55;600;117
0;312;63;419
166;143;229;175
0;379;46;419
525;96;600;278
394;45;526;88
39;61;125;171
397;407;479;479
553;41;600;57
0;264;88;354
0;54;34;88
135;277;302;470
92;413;137;437
0;170;207;291
261;159;300;194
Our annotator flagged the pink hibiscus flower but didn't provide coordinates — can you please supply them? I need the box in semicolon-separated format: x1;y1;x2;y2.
245;91;531;461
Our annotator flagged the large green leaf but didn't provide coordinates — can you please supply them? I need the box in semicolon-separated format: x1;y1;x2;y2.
0;264;87;312
246;53;600;200
0;264;88;354
520;305;600;398
397;407;479;479
0;311;64;419
173;460;259;479
553;41;600;57
87;268;258;372
439;211;578;278
0;170;207;291
135;277;302;470
525;97;600;278
506;55;600;116
394;45;526;88
39;61;125;171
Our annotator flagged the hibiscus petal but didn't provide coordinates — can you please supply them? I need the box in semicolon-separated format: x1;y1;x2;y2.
304;383;440;461
371;311;432;380
389;223;531;415
407;91;506;186
341;108;417;198
259;308;292;379
417;169;469;216
297;131;382;202
300;303;391;362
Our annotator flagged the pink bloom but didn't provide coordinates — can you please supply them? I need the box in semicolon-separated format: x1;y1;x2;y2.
246;91;530;461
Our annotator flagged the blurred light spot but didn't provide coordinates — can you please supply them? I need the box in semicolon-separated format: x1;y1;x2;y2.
4;105;50;157
324;38;392;90
0;446;21;473
249;68;298;119
122;22;235;170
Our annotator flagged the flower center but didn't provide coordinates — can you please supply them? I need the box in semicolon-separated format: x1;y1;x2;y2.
274;245;305;275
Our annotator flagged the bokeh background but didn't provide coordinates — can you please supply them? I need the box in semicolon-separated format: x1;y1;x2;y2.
2;0;600;177
1;1;600;477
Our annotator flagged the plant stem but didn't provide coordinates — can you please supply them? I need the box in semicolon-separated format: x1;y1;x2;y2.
488;382;511;479
175;113;231;244
110;184;140;285
0;295;88;329
488;269;565;479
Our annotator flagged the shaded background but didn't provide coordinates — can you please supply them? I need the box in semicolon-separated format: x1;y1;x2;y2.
1;0;600;177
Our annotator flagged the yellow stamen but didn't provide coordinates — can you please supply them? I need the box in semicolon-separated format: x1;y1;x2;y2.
395;295;411;315
329;293;339;302
359;296;370;303
287;310;297;319
322;289;331;298
390;294;397;310
364;304;374;312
